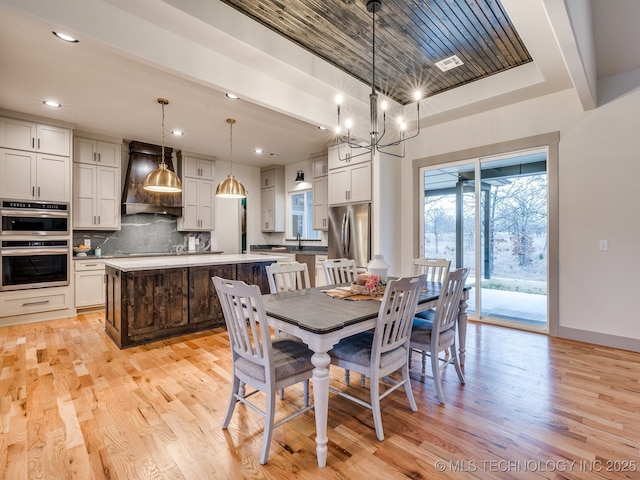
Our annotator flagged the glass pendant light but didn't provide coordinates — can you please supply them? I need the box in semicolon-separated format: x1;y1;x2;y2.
216;118;247;198
143;98;182;193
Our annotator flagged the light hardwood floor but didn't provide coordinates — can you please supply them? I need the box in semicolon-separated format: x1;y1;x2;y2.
1;311;640;479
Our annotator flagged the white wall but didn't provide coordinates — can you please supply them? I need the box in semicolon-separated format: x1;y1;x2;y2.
395;68;640;350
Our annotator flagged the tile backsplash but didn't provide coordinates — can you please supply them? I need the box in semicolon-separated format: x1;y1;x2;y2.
73;213;211;256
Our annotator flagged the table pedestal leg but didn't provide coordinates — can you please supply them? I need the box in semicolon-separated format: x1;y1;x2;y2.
458;291;469;366
311;351;330;467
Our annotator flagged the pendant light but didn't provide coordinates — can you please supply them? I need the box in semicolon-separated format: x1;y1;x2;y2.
143;98;182;193
216;118;247;198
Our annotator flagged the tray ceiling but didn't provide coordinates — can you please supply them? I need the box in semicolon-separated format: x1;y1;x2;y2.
219;0;532;105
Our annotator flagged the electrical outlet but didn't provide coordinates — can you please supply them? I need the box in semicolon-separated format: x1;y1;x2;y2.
84;239;91;247
599;240;608;251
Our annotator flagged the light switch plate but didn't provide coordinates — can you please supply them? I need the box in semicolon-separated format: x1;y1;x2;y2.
599;240;608;251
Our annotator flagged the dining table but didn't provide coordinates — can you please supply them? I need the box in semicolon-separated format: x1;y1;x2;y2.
261;280;470;467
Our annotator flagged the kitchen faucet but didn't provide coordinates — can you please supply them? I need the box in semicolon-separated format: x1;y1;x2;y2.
296;232;301;250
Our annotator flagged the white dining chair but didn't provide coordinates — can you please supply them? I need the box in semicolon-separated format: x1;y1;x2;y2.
265;261;311;399
265;261;312;293
410;257;452;368
323;258;358;285
413;257;450;282
409;267;469;404
328;274;426;441
212;276;315;465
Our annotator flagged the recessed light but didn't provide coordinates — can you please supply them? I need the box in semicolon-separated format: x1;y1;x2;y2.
171;130;184;136
254;148;263;154
225;93;239;100
43;100;62;108
52;31;78;43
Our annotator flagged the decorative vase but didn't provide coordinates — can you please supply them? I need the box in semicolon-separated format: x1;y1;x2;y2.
367;254;389;282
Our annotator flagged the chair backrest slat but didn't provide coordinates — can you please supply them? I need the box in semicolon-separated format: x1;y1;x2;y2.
413;258;451;283
323;258;358;285
265;262;311;293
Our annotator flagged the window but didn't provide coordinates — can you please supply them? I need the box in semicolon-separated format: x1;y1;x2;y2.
289;190;320;239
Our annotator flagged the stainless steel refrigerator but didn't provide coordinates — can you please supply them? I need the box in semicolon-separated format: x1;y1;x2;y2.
328;202;371;269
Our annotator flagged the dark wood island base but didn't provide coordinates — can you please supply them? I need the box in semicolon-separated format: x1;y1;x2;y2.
104;256;274;348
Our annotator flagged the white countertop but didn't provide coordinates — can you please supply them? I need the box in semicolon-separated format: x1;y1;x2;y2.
103;253;287;272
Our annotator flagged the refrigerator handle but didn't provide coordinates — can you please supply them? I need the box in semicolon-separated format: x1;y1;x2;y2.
344;213;350;256
341;213;348;256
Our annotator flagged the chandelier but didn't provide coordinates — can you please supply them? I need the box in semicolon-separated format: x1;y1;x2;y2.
334;0;422;161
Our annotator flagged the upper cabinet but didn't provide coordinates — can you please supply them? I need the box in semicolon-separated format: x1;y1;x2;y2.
260;165;284;232
311;150;328;231
181;154;214;180
72;135;121;230
0;116;71;202
0;117;70;156
177;151;215;232
74;137;119;167
327;143;370;170
327;144;371;205
312;153;328;178
0;149;70;202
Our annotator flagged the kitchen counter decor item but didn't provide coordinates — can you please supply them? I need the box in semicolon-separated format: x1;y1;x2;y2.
73;245;91;256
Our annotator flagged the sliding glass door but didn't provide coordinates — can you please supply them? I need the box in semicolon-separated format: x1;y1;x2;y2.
421;148;548;331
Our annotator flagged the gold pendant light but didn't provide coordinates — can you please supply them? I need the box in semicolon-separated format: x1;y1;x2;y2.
143;98;182;193
216;118;247;198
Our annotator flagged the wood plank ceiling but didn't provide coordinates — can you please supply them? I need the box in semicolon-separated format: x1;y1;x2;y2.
219;0;532;106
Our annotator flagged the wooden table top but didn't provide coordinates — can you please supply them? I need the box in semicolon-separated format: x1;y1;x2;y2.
262;281;443;335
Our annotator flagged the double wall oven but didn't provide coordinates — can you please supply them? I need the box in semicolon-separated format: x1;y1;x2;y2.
0;200;70;291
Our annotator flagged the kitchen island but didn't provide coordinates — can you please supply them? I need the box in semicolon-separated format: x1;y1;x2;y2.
103;254;283;348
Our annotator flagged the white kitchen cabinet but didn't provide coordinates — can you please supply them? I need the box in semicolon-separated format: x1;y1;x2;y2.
313;176;328;230
328;161;371;205
0;286;71;318
327;143;370;170
181;154;214;180
73;163;120;229
0;117;70;156
260;165;284;232
0;148;70;202
177;152;215;231
179;177;215;231
74;136;119;167
74;259;106;308
72;135;121;230
312;152;328;178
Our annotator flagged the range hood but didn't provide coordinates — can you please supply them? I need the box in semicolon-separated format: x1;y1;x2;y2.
122;140;183;216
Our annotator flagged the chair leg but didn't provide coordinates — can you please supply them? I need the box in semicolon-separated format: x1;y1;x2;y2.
421;350;427;373
259;392;277;465
360;374;366;387
345;369;351;386
370;377;384;441
431;351;446;404
279;388;284;400
451;345;465;384
402;362;417;412
222;375;241;429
